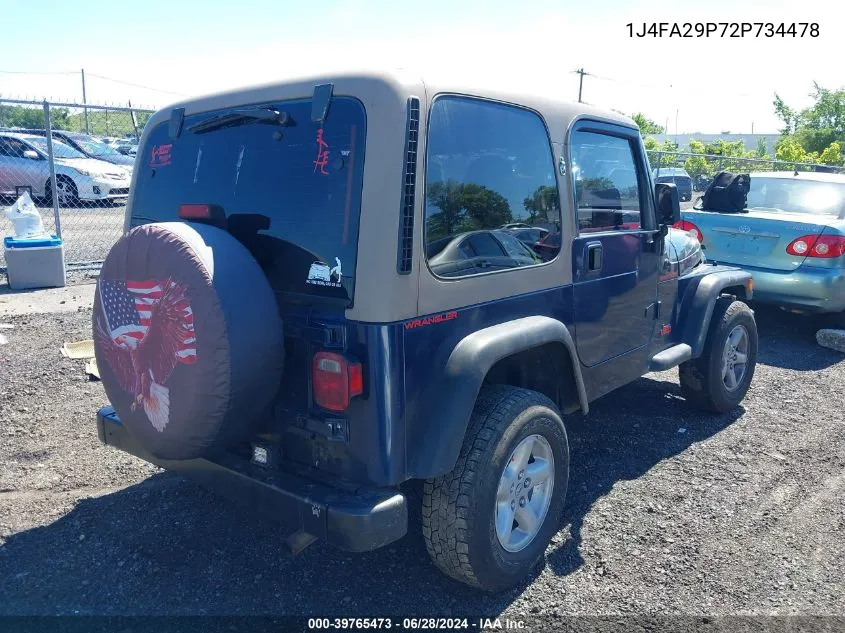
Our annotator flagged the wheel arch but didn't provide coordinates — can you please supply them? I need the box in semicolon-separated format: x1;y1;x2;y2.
678;268;754;357
407;316;587;480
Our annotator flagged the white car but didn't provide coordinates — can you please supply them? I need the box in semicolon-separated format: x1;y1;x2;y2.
0;132;132;206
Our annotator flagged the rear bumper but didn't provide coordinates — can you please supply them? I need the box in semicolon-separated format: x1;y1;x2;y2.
96;407;407;552
744;264;845;313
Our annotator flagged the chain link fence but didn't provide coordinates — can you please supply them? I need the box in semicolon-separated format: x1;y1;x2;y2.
648;150;845;195
0;98;154;269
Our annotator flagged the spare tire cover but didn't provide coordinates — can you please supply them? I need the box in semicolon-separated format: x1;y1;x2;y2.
93;221;283;460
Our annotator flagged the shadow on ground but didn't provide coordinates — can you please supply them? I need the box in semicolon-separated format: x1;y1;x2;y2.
0;371;746;617
546;375;742;577
750;303;843;371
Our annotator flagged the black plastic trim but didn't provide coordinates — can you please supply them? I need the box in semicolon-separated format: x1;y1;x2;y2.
408;316;588;479
397;97;420;274
96;407;407;552
679;268;753;356
649;343;692;371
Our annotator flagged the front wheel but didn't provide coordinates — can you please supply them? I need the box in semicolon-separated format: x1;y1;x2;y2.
46;176;79;207
422;385;569;592
679;298;758;413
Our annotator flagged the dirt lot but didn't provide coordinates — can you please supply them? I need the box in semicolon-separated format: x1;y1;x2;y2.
0;290;843;619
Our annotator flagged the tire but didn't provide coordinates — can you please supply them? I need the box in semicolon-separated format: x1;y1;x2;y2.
422;385;569;592
93;221;283;460
679;298;757;413
46;176;79;207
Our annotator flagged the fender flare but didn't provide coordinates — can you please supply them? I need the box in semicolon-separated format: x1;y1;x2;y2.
679;268;753;357
407;316;587;479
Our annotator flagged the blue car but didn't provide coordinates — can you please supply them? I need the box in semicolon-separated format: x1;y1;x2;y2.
677;171;845;324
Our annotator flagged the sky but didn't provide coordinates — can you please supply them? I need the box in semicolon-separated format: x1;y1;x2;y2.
0;0;840;134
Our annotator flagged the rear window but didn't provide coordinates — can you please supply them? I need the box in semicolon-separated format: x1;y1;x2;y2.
746;177;845;216
131;97;366;306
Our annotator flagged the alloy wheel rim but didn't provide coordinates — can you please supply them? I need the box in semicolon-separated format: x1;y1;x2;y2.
722;324;749;392
494;433;555;553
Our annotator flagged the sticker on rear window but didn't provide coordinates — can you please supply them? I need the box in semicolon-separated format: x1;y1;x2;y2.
306;257;343;288
313;128;330;176
150;143;173;167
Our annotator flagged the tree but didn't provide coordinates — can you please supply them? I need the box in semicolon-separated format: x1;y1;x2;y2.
643;137;659;151
632;113;664;135
523;186;559;224
818;142;843;166
774;83;845;154
755;138;768;158
0;105;46;129
426;180;512;241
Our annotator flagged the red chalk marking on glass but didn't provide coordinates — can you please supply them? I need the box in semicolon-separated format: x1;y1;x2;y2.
313;129;330;176
150;144;173;167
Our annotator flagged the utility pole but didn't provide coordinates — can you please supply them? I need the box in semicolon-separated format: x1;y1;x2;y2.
81;68;89;134
576;68;586;103
675;109;679;145
751;121;754;134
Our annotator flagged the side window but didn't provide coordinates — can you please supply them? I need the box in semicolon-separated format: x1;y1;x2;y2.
424;96;561;278
0;138;23;157
571;130;643;233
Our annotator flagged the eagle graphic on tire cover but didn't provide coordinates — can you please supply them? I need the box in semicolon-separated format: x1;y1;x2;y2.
94;277;196;432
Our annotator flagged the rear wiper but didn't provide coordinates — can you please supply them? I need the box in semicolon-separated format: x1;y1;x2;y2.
188;108;290;134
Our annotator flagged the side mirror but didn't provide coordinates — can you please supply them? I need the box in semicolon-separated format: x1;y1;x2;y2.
22;150;40;160
655;182;680;226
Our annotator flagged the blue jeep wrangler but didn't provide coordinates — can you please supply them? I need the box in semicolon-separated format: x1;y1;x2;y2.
93;70;757;592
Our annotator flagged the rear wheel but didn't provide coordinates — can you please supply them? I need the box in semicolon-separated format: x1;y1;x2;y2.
46;176;78;207
680;298;758;413
422;385;569;592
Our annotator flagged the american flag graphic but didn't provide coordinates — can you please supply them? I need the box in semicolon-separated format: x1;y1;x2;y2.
99;280;197;363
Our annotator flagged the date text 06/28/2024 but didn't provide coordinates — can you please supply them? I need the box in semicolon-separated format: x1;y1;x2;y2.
627;22;819;37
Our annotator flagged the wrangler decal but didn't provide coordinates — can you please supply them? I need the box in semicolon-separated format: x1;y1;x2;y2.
404;311;459;330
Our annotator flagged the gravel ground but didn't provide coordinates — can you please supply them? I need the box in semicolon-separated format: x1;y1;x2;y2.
0;302;843;621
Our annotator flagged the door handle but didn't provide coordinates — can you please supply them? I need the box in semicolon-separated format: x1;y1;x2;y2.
585;242;603;272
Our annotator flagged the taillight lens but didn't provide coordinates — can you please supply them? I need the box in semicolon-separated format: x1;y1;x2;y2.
312;352;363;412
673;220;704;243
179;204;211;220
786;235;845;259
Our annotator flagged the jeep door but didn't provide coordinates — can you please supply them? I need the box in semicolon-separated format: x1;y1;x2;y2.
568;121;660;366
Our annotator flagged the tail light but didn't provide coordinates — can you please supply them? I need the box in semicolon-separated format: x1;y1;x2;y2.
673;220;704;243
312;352;363;412
786;235;845;259
179;203;226;227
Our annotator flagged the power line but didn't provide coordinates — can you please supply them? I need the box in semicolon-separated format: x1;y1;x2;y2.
0;68;187;97
0;69;77;75
86;73;187;97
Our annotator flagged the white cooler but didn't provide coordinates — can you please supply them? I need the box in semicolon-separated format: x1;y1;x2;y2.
3;235;67;290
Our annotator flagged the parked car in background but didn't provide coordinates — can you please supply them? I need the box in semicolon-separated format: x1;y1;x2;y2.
508;226;550;248
0;132;131;205
23;130;136;168
694;174;713;192
427;229;541;277
109;138;138;156
677;171;845;325
654;167;693;201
